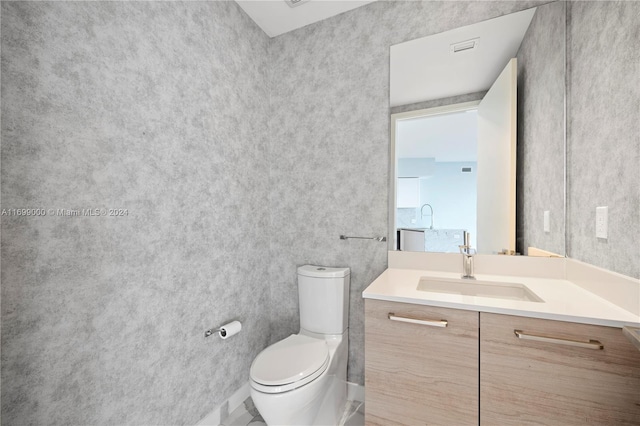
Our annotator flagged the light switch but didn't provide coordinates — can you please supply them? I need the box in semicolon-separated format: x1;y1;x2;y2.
596;206;608;239
543;210;550;233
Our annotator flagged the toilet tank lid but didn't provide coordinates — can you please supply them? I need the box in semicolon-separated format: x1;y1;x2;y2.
298;265;350;278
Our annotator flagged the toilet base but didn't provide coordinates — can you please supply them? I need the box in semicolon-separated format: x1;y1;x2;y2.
250;374;347;426
313;374;348;426
250;332;348;426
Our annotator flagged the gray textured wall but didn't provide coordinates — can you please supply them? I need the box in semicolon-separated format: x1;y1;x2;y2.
566;1;640;278
516;1;566;256
1;2;270;425
268;0;541;385
3;1;638;424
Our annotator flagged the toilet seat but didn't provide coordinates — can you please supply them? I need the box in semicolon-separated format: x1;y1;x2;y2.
250;334;330;394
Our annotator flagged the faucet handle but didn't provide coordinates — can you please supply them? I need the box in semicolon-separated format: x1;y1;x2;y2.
459;231;475;255
459;245;476;256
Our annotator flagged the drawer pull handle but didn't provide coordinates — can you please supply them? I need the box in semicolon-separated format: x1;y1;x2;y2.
388;313;448;328
514;330;604;350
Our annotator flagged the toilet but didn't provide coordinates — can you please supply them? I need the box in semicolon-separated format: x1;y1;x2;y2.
250;265;350;426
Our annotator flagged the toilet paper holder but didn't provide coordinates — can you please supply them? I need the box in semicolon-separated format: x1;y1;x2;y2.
204;320;242;339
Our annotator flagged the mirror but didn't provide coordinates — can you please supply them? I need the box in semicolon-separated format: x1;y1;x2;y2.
388;2;566;256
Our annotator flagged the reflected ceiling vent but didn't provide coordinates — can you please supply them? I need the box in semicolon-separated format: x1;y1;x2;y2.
285;0;311;7
450;38;480;54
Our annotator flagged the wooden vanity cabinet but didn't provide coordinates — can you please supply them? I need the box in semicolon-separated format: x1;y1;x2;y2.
480;313;640;425
364;299;479;426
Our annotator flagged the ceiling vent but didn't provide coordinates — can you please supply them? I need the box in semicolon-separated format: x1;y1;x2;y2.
461;167;473;173
450;38;480;54
285;0;311;7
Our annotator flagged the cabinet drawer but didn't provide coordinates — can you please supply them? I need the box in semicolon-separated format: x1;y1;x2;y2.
365;299;478;426
480;313;640;425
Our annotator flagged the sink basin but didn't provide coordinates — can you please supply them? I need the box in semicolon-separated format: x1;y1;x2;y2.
417;277;544;302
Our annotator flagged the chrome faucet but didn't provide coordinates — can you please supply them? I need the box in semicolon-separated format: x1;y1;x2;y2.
459;231;476;279
420;204;434;229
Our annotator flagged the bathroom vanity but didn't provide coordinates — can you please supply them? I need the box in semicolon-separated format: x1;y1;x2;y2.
363;255;640;426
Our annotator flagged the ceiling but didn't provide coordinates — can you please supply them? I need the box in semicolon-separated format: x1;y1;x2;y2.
235;0;377;38
390;8;536;107
396;110;478;162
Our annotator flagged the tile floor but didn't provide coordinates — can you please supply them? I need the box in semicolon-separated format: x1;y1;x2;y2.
221;397;364;426
221;397;265;426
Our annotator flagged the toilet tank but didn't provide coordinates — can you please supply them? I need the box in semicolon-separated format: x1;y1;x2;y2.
297;265;350;335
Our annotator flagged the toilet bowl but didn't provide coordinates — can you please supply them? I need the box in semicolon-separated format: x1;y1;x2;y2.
249;265;350;426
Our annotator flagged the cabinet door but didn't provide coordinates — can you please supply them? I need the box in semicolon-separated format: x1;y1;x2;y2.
480;313;640;425
365;300;479;426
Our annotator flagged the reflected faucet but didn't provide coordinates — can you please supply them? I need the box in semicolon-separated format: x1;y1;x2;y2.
420;204;434;229
459;231;476;280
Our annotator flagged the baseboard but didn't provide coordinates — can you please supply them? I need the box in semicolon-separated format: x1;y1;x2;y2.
196;381;364;425
347;381;364;403
196;382;250;426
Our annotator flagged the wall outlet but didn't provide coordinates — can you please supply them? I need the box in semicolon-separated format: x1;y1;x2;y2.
596;206;608;239
543;210;550;233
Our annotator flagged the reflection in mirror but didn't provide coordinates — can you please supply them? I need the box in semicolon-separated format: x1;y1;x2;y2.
388;3;566;256
394;104;479;253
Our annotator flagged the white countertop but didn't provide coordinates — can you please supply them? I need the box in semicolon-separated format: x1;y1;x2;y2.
362;268;640;328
